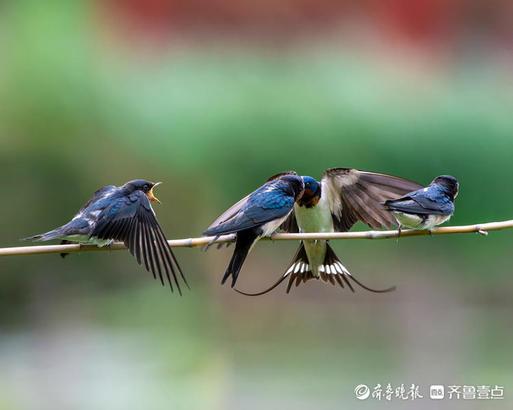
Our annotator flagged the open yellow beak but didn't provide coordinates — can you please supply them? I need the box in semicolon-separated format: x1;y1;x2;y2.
147;181;162;203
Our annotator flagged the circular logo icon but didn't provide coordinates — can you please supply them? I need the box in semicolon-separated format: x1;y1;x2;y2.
354;384;370;400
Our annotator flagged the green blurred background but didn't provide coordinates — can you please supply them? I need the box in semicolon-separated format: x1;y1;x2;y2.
1;1;512;409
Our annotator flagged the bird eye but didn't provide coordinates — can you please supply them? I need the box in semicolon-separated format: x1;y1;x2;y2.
143;184;149;191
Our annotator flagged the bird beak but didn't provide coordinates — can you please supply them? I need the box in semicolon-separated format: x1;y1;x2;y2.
148;182;162;203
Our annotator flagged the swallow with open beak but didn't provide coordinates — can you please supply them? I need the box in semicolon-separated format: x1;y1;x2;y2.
384;175;459;233
230;168;423;296
203;173;305;288
24;179;188;294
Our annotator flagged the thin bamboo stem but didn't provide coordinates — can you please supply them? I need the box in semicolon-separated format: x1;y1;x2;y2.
0;219;511;257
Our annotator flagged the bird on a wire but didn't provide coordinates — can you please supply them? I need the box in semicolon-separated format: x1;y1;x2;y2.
230;168;423;296
203;172;305;288
24;179;188;294
384;175;459;234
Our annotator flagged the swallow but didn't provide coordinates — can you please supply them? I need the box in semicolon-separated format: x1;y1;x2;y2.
24;179;188;294
233;168;423;296
203;173;305;288
384;175;459;233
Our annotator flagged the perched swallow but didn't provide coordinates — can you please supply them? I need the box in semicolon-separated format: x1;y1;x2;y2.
24;179;188;294
234;168;423;296
203;173;305;288
384;175;459;232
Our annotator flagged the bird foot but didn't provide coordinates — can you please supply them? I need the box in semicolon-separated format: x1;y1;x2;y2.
202;235;221;252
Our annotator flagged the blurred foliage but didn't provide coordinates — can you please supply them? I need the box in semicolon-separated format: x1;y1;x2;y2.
0;2;512;409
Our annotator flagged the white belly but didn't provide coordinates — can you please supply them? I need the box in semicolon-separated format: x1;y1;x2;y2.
393;212;451;230
294;196;334;233
422;214;452;229
294;196;334;276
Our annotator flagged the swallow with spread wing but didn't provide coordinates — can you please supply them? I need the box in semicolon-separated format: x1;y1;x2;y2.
24;179;188;294
384;175;459;233
203;173;305;288
234;168;423;295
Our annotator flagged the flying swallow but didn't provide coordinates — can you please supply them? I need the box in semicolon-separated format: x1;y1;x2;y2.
233;168;423;295
384;175;459;233
203;173;305;288
24;179;188;294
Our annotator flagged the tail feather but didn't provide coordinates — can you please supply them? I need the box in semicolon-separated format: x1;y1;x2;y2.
234;242;396;296
285;243;317;292
21;234;43;241
22;228;65;242
285;243;396;293
222;230;257;287
284;243;354;292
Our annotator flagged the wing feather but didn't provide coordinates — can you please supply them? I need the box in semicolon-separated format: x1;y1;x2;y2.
279;212;299;233
206;171;297;234
322;168;423;231
204;175;297;236
92;191;187;293
385;195;452;216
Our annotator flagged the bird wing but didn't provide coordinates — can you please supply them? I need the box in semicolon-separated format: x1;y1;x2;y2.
205;171;298;235
321;168;423;231
78;185;117;213
384;188;453;216
204;182;295;236
92;191;187;293
279;211;299;233
205;193;251;233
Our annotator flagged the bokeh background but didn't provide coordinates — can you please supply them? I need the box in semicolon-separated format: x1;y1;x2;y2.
1;1;513;409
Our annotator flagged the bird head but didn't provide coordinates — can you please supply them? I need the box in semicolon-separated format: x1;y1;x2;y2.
297;176;321;208
432;175;459;200
123;179;162;203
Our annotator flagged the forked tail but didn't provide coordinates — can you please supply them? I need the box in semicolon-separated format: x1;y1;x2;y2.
235;242;396;296
21;227;65;242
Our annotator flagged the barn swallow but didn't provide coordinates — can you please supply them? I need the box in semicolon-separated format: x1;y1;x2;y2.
203;173;305;288
384;175;459;233
234;168;423;296
24;179;188;294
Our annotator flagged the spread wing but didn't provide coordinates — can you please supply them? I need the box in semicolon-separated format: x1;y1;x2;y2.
92;191;187;294
322;168;423;231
